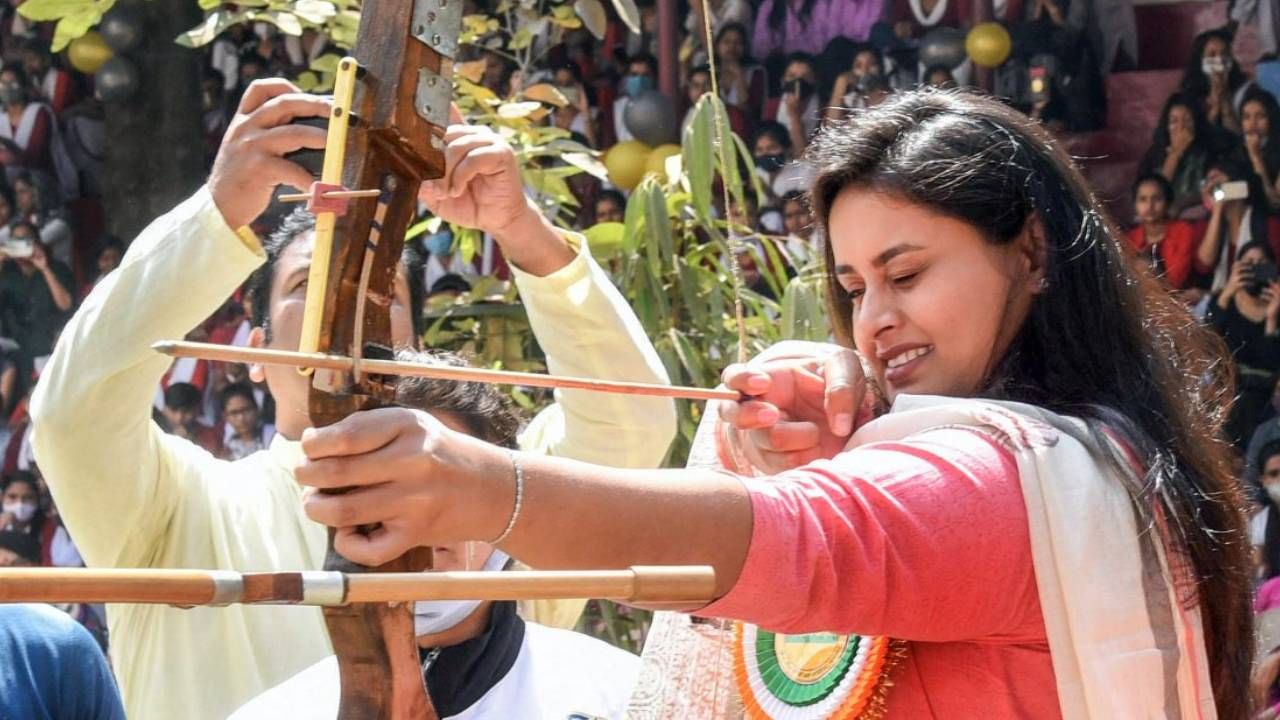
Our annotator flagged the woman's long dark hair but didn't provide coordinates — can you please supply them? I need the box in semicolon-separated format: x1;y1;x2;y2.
1180;29;1248;106
808;90;1252;718
713;22;758;67
1241;86;1280;181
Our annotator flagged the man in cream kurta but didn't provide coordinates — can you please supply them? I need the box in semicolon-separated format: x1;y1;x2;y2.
29;81;676;720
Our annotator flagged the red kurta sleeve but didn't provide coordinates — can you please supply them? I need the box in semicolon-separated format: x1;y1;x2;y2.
701;426;1041;642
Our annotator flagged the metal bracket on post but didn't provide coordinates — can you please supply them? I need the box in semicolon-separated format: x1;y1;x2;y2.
415;67;452;139
411;0;464;60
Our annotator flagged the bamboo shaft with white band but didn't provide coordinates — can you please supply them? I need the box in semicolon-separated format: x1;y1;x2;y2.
154;340;740;403
0;566;716;606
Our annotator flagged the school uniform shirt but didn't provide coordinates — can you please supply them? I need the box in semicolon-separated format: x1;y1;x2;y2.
229;602;640;720
29;186;676;720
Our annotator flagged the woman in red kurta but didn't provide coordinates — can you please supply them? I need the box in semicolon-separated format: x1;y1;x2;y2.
1126;172;1198;289
292;91;1254;717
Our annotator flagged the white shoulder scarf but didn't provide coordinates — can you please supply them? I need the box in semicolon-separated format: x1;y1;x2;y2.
855;395;1216;720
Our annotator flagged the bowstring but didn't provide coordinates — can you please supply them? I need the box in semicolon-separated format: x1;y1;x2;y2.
700;0;750;365
698;2;740;713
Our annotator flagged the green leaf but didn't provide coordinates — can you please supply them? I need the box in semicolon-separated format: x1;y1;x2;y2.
497;101;542;119
292;0;337;23
18;0;107;22
52;8;105;51
608;0;641;34
457;226;480;264
584;222;625;262
560;151;607;181
509;26;534;49
309;53;342;73
682;95;714;223
574;0;606;39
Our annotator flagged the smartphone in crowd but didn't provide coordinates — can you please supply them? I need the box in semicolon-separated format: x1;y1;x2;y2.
1213;180;1250;203
0;237;33;259
1029;67;1050;106
1247;260;1279;295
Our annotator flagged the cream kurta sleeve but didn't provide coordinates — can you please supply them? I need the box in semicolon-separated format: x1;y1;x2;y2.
29;187;334;720
512;234;677;630
514;233;677;470
31;186;265;570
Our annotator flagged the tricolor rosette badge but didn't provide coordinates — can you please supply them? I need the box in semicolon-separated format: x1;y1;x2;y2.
733;623;893;719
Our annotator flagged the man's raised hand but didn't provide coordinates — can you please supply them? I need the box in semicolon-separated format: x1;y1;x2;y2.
209;79;330;230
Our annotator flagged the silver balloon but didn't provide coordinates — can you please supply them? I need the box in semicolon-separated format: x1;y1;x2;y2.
96;57;140;103
919;26;967;70
623;90;677;147
100;6;144;53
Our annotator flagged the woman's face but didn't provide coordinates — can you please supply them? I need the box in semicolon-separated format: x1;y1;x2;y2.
1203;36;1229;63
783;198;810;237
1241;246;1268;267
14;181;34;212
782;60;815;85
1168;104;1195;138
98;246;122;275
2;481;36;507
1244;100;1270;139
1134;180;1169;225
1263;456;1280;494
716;29;745;62
688;70;710;102
852;51;882;79
829;189;1040;401
754;133;786;159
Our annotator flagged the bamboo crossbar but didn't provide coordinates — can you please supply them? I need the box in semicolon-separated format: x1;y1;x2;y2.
0;566;716;606
154;341;740;403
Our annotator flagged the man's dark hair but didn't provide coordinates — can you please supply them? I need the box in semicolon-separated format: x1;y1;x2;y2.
4;470;37;495
1258;439;1280;474
245;206;427;342
784;51;815;69
597;189;626;211
393;349;521;448
1132;172;1174;204
9;220;38;240
627;53;658;75
752;121;791;151
164;382;202;411
219;381;258;411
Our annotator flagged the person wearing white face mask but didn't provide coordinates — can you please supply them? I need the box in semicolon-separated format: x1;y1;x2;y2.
1251;441;1280;583
0;471;43;539
230;351;641;720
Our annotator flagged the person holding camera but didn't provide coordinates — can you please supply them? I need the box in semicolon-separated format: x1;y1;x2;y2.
774;52;820;154
1209;241;1280;448
0;221;72;382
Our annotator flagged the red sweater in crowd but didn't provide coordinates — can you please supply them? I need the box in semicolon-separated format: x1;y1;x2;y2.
1126;221;1198;290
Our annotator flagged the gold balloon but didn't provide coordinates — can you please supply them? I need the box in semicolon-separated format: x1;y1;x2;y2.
604;140;651;191
965;22;1012;69
68;31;115;75
645;144;681;182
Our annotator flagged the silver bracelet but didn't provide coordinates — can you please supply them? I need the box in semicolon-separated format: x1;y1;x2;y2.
489;449;524;546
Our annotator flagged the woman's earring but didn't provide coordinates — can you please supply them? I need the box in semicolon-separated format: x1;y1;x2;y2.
1037;277;1050;292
